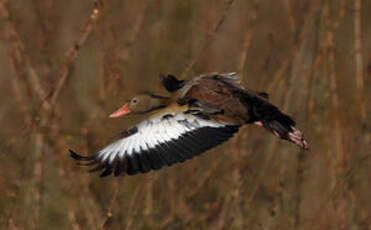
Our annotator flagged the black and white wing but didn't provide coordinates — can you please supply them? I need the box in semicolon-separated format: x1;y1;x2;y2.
70;112;240;177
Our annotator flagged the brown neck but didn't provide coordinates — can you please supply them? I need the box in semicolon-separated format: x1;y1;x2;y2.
137;93;171;114
148;97;170;112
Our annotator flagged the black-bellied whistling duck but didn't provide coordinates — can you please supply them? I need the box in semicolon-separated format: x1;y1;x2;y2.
70;73;308;177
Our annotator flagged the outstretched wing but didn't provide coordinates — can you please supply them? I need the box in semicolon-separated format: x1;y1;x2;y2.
70;112;240;177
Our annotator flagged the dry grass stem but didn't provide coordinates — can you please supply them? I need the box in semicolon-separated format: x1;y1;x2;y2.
354;0;366;123
181;0;235;76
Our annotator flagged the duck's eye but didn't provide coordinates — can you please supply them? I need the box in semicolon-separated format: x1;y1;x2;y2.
131;98;138;104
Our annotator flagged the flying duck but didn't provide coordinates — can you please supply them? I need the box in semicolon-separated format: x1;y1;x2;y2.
70;73;308;177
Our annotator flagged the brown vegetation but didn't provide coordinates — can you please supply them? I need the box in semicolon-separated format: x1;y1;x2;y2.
0;0;370;229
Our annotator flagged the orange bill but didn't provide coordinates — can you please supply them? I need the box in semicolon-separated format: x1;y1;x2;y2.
109;103;131;118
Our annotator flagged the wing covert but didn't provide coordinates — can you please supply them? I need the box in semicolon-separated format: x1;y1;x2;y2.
70;112;240;177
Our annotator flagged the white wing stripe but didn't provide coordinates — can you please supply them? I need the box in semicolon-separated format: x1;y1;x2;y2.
98;112;229;162
72;112;240;177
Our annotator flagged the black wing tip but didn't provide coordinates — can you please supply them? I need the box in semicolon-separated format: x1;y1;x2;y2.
69;149;97;161
160;73;185;92
70;148;125;177
69;149;85;160
70;149;131;177
99;168;113;177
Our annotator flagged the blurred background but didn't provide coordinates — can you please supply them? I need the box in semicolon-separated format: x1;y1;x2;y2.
0;0;370;229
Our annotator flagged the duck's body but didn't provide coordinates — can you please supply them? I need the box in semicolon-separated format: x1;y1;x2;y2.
71;73;308;177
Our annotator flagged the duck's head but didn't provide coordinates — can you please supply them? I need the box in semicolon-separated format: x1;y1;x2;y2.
109;93;169;118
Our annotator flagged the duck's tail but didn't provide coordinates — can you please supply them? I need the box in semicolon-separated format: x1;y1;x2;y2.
253;113;308;150
236;91;308;150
